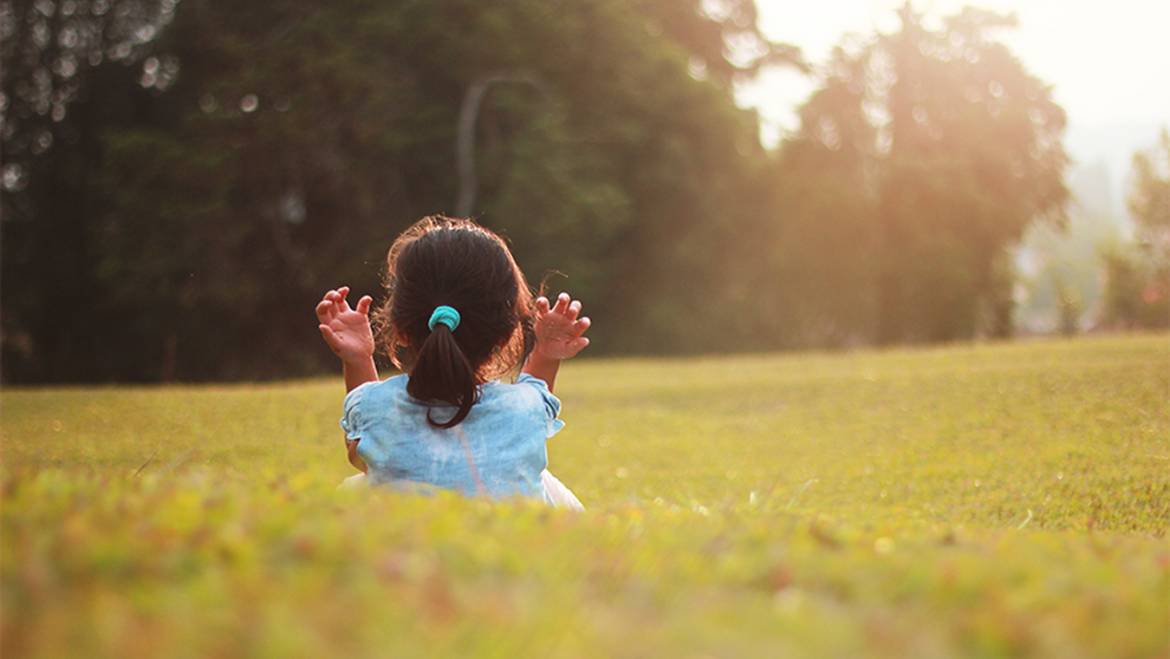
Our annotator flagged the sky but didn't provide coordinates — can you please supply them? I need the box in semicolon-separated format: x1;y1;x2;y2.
737;0;1170;209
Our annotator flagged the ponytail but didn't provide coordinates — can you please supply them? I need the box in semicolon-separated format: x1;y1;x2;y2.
406;313;478;428
378;218;536;427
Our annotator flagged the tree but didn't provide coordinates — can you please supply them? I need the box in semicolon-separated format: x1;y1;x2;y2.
1128;127;1170;261
774;4;1069;345
768;46;881;346
1102;127;1170;328
1;0;175;380
2;0;800;381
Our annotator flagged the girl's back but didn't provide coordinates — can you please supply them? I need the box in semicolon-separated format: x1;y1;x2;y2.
341;373;563;498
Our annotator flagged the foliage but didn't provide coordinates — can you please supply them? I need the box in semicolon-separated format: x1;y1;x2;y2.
0;0;178;175
1100;242;1169;330
0;0;180;379
1101;127;1170;329
1128;127;1170;250
1014;208;1119;335
772;6;1069;345
1054;276;1081;336
2;335;1168;657
0;0;797;382
0;2;1077;384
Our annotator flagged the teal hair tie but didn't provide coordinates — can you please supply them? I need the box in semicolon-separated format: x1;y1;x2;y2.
427;305;461;332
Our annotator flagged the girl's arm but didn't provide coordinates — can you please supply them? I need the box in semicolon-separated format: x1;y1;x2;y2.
316;286;380;392
316;287;378;473
522;292;591;393
346;439;368;473
522;352;562;393
342;356;378;393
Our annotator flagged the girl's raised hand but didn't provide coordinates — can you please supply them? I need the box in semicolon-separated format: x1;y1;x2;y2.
315;286;375;363
532;292;591;361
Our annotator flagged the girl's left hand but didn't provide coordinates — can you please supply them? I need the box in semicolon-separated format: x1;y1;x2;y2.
532;292;591;361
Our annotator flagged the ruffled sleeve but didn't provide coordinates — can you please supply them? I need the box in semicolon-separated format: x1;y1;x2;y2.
516;373;566;439
339;381;375;441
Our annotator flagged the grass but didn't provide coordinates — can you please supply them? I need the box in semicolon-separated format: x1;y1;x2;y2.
1;333;1168;658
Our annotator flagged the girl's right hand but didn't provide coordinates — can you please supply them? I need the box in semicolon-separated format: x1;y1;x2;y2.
316;286;375;363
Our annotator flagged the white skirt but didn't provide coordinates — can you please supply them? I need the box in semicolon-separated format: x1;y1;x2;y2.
338;469;584;511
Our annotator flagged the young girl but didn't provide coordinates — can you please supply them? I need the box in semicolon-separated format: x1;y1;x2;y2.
314;216;589;509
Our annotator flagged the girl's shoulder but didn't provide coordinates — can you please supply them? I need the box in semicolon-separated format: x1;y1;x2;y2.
342;374;410;419
345;374;554;414
344;372;560;422
340;373;564;443
484;373;561;422
364;373;410;394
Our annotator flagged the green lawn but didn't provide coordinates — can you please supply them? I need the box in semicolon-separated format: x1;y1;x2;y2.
2;334;1168;658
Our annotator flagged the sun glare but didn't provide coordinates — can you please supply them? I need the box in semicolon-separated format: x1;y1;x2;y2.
744;0;1170;144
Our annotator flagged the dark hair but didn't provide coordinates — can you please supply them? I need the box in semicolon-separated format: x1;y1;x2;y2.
372;216;536;428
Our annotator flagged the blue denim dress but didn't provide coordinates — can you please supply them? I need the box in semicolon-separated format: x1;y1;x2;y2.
340;373;564;500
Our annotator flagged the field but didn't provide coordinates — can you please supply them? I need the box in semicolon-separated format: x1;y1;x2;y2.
2;334;1168;658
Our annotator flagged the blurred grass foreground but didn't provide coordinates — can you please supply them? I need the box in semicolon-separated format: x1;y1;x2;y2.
2;334;1168;657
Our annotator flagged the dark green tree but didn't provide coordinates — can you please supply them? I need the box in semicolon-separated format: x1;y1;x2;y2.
1;0;175;380
2;0;799;381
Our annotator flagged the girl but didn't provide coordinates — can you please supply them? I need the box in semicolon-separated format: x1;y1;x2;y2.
314;215;589;508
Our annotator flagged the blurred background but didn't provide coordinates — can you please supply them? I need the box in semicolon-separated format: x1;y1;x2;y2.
1;0;1166;383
